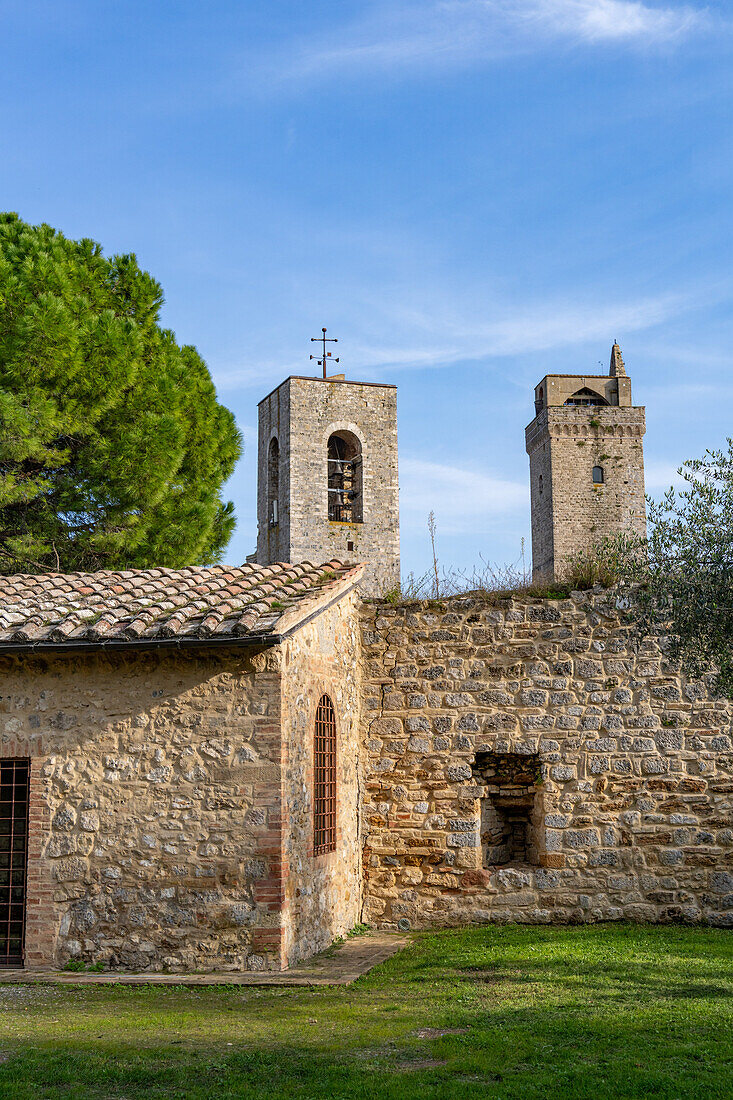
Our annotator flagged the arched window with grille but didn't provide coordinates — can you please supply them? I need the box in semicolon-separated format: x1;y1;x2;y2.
592;465;605;484
268;437;279;527
327;431;363;523
313;694;337;855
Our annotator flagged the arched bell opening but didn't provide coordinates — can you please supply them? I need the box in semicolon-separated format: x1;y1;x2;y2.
327;431;363;523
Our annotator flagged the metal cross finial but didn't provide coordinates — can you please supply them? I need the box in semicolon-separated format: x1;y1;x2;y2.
310;327;339;379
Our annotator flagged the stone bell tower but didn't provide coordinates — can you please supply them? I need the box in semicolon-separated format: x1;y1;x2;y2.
255;372;399;596
525;343;646;581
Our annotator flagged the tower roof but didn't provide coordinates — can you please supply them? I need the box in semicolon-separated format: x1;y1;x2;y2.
610;342;626;377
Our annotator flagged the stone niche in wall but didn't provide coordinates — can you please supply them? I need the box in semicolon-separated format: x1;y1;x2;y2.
472;752;544;867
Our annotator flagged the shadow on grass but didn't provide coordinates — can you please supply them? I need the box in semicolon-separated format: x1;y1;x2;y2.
0;1004;729;1100
0;925;729;1100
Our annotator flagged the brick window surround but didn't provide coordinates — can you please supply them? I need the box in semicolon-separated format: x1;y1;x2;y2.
21;760;55;968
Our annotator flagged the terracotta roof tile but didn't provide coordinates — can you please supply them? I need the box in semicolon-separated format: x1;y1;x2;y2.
0;560;360;650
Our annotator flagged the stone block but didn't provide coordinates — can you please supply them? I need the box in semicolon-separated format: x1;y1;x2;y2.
564;828;600;849
447;833;479;848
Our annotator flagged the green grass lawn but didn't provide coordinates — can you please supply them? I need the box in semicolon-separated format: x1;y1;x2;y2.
0;924;730;1099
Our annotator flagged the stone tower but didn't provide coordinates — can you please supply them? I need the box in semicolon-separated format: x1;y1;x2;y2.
525;344;646;581
256;373;399;596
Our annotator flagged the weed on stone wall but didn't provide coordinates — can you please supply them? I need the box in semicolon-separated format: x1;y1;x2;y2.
378;556;574;607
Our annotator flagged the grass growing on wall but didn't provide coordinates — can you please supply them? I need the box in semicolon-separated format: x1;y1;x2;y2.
0;924;730;1099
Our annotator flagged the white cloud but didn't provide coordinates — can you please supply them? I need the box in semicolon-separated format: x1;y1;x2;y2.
211;285;707;390
265;1;709;83
341;287;695;375
212;356;308;391
519;0;704;42
400;456;528;534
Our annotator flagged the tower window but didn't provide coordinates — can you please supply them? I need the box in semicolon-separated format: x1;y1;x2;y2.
327;431;363;523
565;387;609;407
314;695;337;856
268;437;279;526
538;474;543;496
592;465;605;484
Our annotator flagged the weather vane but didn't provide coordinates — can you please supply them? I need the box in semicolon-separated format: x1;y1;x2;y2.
310;327;339;379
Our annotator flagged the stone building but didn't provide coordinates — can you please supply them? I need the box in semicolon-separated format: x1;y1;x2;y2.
0;347;730;973
0;561;363;972
255;374;399;597
526;343;646;581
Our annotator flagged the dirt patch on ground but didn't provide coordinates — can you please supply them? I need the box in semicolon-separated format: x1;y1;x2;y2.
413;1027;468;1039
0;986;64;1010
395;1058;448;1071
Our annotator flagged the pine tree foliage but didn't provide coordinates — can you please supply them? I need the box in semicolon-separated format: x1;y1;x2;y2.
0;213;242;574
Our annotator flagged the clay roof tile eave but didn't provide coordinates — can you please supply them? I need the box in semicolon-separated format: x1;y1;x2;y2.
0;560;359;652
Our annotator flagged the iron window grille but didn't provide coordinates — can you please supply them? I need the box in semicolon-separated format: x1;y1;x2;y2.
313;695;337;855
0;759;29;968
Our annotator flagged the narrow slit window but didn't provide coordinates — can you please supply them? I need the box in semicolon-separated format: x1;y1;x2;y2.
268;437;279;526
538;474;543;495
314;695;337;855
327;432;363;523
592;465;605;484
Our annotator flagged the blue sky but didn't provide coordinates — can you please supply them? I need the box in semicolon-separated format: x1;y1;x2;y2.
2;0;732;580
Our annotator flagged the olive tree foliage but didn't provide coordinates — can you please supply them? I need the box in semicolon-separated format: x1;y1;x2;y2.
570;442;733;698
627;441;733;698
0;214;242;573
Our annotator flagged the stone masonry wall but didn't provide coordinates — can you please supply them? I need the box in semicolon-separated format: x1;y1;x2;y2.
0;646;287;972
280;590;363;965
360;592;733;929
526;427;555;580
257;381;291;565
527;405;646;581
257;376;400;596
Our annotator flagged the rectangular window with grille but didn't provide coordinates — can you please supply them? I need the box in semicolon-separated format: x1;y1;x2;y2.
314;695;337;855
0;759;29;967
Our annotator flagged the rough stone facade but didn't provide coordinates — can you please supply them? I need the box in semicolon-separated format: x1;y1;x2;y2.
360;593;733;930
1;647;278;970
256;376;399;596
526;351;646;581
279;590;362;965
